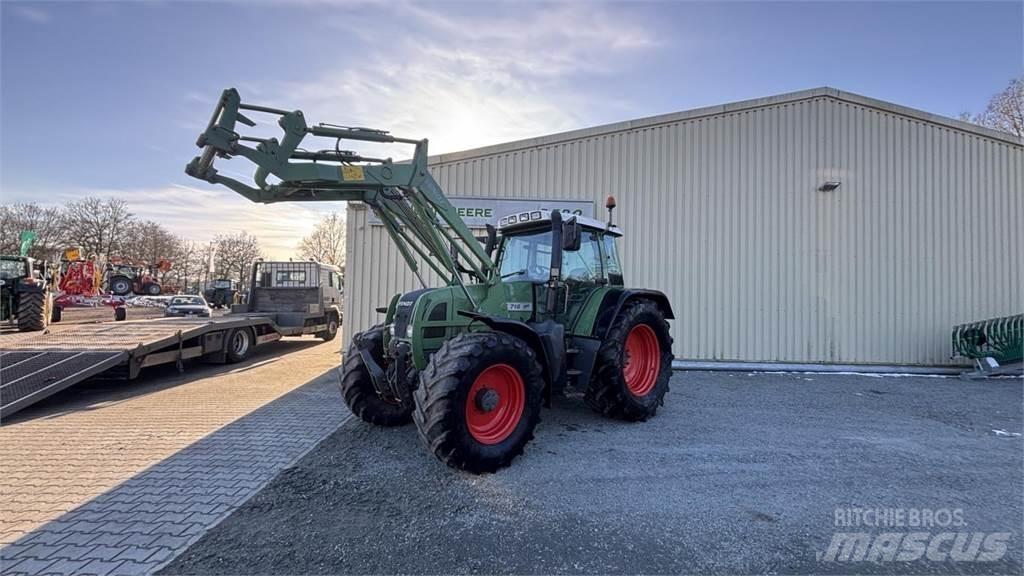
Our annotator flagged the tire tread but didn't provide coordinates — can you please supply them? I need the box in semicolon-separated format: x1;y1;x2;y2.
584;299;673;421
413;331;543;473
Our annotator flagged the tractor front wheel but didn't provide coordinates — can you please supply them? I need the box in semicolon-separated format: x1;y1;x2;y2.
16;292;47;332
585;299;673;421
144;283;161;296
414;331;543;473
339;324;413;426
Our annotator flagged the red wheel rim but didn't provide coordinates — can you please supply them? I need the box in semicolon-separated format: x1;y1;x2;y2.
624;324;660;396
465;364;525;445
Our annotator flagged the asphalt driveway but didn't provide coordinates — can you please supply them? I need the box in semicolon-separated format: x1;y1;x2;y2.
161;371;1023;575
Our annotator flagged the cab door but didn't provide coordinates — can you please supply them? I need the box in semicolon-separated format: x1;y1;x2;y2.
559;230;606;331
322;267;342;308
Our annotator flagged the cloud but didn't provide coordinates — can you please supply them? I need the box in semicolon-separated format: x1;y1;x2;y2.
234;1;663;157
13;5;50;24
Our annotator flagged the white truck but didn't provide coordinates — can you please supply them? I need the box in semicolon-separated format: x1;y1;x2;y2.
239;260;343;341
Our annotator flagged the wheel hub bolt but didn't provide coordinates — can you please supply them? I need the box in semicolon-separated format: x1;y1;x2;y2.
475;388;500;413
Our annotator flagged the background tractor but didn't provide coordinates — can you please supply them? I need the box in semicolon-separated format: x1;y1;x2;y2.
0;255;55;332
186;89;674;473
105;259;169;296
204;278;237;309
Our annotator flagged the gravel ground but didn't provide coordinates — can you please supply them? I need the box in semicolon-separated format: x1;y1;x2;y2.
161;371;1023;575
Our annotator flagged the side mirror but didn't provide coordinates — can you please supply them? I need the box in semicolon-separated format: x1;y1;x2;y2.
562;220;581;251
484;224;497;258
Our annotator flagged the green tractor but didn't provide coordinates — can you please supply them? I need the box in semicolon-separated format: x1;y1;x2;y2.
203;278;236;309
0;255;54;332
186;89;674;472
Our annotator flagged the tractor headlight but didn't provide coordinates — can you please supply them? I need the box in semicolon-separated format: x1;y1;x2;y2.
406;324;414;339
388;324;395;337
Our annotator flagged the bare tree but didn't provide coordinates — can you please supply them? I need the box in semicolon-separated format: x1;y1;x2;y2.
213;231;263;288
297;212;346;270
121;220;180;280
169;239;203;294
62;197;134;258
0;203;66;260
965;77;1024;138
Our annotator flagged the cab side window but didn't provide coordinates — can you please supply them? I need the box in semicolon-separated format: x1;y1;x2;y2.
563;232;603;283
603;235;624;286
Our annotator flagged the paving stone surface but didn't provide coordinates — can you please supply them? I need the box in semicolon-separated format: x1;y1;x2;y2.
0;339;347;575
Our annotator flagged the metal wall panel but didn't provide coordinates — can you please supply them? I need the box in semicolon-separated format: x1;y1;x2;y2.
344;94;1023;366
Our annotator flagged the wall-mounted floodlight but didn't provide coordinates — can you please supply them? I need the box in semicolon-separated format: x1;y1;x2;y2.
819;181;841;192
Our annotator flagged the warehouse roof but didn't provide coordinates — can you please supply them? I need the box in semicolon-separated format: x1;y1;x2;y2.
429;86;1023;165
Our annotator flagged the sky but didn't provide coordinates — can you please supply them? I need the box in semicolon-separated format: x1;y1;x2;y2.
2;0;1021;258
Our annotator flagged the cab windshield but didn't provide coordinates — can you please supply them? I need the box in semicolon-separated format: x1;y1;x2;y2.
170;296;205;306
0;259;26;280
497;230;551;282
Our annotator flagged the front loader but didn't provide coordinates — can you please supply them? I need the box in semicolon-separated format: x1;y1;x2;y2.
186;89;675;473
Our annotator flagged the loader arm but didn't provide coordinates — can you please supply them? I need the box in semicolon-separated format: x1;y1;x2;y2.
185;88;493;302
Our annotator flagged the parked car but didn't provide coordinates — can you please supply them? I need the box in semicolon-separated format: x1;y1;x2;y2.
164;295;212;318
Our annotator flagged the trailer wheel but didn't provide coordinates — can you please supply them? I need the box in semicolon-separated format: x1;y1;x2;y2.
51;305;62;323
109;276;132;296
114;307;127;322
226;327;253;363
585;299;673;421
317;313;339;341
414;331;543;473
340;324;413;426
16;291;47;332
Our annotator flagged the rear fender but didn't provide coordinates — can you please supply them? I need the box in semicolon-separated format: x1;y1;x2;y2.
592;289;675;340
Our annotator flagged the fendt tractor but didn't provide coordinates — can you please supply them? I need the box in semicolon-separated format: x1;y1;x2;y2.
0;255;54;332
186;89;675;472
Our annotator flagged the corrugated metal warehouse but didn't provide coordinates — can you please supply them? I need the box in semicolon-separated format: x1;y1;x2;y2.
344;87;1023;367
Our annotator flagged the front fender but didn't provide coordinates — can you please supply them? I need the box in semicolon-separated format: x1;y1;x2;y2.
457;311;555;390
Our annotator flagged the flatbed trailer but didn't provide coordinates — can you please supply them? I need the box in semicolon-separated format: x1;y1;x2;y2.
0;314;328;419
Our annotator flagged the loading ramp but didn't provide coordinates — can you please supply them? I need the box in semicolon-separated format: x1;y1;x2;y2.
0;316;289;419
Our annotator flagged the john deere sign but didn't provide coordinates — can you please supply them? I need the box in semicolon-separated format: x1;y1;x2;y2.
369;197;593;227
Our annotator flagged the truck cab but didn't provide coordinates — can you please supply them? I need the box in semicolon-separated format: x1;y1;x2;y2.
242;260;342;340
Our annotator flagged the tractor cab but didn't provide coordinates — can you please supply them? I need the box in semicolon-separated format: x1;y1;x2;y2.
494;210;624;287
0;256;33;284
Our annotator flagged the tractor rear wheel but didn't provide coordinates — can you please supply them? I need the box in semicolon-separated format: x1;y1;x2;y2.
16;292;47;332
414;331;543;473
585;299;673;421
109;276;132;296
340;324;412;426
